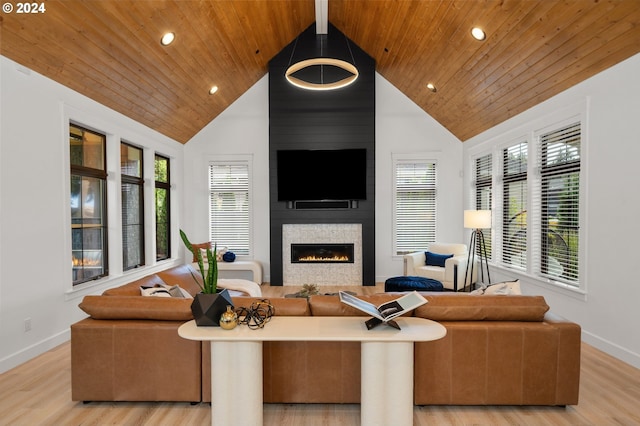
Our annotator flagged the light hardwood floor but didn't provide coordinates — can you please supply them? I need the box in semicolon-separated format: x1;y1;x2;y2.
1;284;639;425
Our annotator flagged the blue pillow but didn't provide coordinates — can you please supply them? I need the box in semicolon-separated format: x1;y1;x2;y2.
425;251;453;267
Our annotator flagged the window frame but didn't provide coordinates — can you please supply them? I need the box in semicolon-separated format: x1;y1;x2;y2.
208;155;253;258
392;153;438;256
533;120;582;286
154;154;171;262
70;123;109;285
120;141;145;270
501;140;528;271
473;153;493;259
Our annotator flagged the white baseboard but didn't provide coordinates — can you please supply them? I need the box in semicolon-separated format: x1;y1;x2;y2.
580;331;640;370
0;329;70;374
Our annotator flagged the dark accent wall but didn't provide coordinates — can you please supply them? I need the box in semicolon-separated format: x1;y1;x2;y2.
269;24;376;286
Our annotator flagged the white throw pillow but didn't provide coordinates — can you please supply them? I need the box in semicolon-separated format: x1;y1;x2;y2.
483;280;521;295
140;286;172;297
140;284;193;298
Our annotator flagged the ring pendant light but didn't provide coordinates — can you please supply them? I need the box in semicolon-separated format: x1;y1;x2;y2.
285;34;359;91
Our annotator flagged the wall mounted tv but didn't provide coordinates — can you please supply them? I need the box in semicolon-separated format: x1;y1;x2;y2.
277;149;367;202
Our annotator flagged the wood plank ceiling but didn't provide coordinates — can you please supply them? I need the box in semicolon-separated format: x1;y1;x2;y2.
2;1;640;143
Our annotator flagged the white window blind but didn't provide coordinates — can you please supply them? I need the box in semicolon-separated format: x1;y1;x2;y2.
209;162;250;256
502;142;527;269
474;153;492;258
394;160;436;255
534;122;581;284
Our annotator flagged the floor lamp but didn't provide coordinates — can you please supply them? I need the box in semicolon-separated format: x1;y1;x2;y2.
463;210;492;291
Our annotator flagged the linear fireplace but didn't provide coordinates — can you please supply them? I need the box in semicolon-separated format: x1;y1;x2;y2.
282;224;362;286
291;243;355;264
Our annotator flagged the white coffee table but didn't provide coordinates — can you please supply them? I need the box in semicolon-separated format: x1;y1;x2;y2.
178;316;446;426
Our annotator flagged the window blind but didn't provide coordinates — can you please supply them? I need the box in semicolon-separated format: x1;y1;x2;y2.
474;153;492;258
502;142;527;269
209;162;250;256
394;161;436;255
534;122;581;284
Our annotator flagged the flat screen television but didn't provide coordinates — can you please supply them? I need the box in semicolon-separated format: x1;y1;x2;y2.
277;149;367;201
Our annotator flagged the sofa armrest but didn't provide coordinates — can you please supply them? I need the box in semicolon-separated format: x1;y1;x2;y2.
404;251;426;275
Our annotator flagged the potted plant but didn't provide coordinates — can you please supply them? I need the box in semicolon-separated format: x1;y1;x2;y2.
180;229;233;326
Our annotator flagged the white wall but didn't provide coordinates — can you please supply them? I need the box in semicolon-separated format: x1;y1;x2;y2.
374;75;464;281
0;56;184;372
183;76;271;278
463;53;640;369
183;74;464;283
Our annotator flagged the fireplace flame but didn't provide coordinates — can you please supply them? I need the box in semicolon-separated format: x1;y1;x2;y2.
72;256;101;267
298;255;350;262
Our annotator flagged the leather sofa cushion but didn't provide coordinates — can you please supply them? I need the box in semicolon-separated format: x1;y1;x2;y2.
231;297;311;316
415;295;549;321
79;295;193;321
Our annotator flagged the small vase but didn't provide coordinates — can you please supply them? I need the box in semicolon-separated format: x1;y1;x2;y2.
219;305;238;330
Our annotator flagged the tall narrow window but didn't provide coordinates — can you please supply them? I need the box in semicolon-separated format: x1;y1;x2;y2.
474;153;492;258
209;161;251;256
155;154;171;261
121;142;144;270
394;159;437;255
537;122;581;284
70;124;108;285
502;142;527;269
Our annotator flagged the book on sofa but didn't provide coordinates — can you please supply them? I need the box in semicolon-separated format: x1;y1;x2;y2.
339;291;428;330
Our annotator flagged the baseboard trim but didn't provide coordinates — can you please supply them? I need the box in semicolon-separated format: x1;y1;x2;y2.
582;331;640;370
0;329;70;374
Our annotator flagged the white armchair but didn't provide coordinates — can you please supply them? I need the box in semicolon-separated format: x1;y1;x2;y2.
403;242;478;291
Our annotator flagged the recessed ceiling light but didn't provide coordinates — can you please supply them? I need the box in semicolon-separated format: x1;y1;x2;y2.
209;86;218;95
426;83;437;93
471;27;486;41
161;32;175;46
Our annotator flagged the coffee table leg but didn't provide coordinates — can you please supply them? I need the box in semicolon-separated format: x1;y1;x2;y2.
361;341;414;426
210;341;263;426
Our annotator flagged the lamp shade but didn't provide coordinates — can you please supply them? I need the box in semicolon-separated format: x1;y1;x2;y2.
464;210;492;229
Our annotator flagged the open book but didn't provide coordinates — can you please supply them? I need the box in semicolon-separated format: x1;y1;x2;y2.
339;291;428;330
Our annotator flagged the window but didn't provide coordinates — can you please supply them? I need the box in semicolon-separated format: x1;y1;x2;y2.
121;142;144;270
155;154;171;261
209;160;251;256
535;122;581;284
474;111;584;290
502;141;527;269
393;158;437;255
70;124;108;285
474;153;493;258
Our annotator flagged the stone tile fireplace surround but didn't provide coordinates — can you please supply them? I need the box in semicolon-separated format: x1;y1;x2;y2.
282;224;362;286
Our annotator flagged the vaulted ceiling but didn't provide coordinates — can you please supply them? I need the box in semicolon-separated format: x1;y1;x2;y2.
2;1;640;143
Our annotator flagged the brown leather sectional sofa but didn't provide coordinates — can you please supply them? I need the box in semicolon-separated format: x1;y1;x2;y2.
71;265;581;406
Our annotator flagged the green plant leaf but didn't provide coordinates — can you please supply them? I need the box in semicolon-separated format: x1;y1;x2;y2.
180;229;217;293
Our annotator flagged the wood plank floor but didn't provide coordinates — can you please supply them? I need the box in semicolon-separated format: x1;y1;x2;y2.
1;284;639;425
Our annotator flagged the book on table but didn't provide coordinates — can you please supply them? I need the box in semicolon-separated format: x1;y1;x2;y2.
338;290;428;330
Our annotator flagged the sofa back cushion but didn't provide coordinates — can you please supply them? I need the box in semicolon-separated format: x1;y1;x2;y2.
79;295;193;321
414;295;549;321
102;274;167;296
232;297;310;316
157;265;203;295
